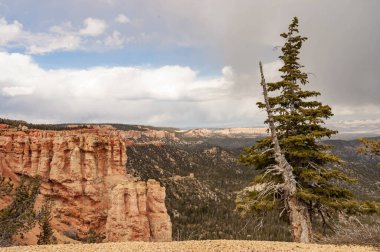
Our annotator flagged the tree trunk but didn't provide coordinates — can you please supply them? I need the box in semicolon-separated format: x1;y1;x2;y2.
259;62;312;243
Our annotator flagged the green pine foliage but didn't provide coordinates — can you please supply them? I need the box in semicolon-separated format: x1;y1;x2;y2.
37;200;57;245
237;17;380;231
358;138;380;167
0;177;13;197
0;176;41;247
0;117;86;131
82;228;105;243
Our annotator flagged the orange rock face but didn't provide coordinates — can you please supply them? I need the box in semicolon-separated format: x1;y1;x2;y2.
105;180;171;242
0;128;172;244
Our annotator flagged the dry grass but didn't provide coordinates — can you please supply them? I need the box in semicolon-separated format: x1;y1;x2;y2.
0;240;377;252
320;219;380;247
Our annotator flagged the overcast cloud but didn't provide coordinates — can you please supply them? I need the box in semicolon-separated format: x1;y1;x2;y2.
0;51;266;127
0;0;379;129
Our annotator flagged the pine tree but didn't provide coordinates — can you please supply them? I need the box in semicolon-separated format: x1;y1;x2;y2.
236;17;380;242
37;199;56;245
0;176;41;246
358;138;380;166
0;177;13;197
83;228;105;244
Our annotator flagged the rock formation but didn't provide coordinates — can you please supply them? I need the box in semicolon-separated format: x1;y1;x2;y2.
182;127;268;138
0;127;172;244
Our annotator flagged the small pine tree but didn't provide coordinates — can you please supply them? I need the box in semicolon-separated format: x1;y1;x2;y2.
0;177;13;197
37;199;56;245
358;138;380;167
83;228;105;243
237;17;380;242
0;176;41;246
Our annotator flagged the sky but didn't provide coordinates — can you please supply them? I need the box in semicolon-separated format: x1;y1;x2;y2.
0;0;379;131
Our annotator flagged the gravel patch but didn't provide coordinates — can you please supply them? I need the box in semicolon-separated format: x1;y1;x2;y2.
0;240;377;252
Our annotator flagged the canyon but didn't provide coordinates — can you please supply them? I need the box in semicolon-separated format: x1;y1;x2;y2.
1;120;379;244
0;125;173;244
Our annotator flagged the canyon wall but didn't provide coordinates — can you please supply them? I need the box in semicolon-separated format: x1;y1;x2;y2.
182;127;267;138
0;127;172;243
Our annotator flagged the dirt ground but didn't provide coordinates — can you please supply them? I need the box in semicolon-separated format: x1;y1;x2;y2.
0;240;378;252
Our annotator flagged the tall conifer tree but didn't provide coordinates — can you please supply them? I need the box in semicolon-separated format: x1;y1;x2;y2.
237;17;379;242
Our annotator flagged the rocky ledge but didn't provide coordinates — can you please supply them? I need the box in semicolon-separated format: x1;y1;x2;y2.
0;127;172;244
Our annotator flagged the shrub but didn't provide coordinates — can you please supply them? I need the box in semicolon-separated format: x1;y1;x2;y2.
0;176;41;247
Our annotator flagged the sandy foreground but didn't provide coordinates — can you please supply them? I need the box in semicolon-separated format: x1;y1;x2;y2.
0;240;378;252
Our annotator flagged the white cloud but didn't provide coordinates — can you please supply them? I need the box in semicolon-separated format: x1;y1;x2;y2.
332;104;380;118
2;86;34;96
115;14;130;24
26;34;81;55
0;18;23;45
0;17;82;54
104;30;131;47
0;52;374;128
79;18;107;36
328;119;380;135
342;119;380;126
0;51;261;126
49;21;75;34
0;17;115;54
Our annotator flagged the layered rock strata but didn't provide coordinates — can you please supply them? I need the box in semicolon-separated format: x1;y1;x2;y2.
0;128;172;243
182;127;267;138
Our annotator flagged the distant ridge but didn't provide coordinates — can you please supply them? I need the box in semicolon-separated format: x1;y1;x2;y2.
178;127;268;138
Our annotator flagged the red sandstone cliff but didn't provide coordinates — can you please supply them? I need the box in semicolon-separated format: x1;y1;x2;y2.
0;127;172;244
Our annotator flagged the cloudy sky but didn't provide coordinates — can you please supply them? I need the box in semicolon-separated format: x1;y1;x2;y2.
0;0;379;130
